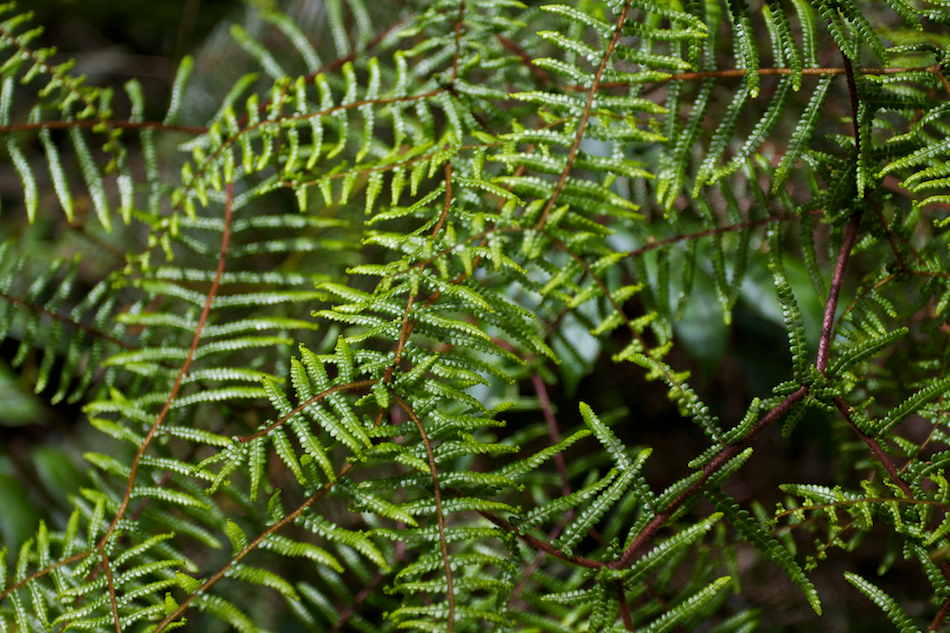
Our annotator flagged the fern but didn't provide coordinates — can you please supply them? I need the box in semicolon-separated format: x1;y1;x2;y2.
0;0;948;630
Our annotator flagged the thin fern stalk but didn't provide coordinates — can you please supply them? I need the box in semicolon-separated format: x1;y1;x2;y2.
0;119;208;135
97;181;234;556
0;549;93;604
627;209;821;258
506;511;574;607
2;1;950;629
837;272;897;324
835;399;912;497
565;64;950;91
611;385;808;569
98;549;120;633
534;0;636;229
238;379;378;442
180;89;444;216
384;294;417;384
871;200;912;268
497;34;555;85
816;212;862;373
0;19;125;163
0;290;131;349
393;393;456;633
930;597;950;631
71;180;238;632
459;489;605;569
834;395;950;629
617;579;634;630
532;374;571;497
155;460;356;632
233;12;412;128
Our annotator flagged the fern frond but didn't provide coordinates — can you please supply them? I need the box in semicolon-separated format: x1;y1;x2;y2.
772;75;834;193
844;572;919;633
708;489;821;615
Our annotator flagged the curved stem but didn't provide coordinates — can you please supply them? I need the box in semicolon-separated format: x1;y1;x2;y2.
392;393;456;632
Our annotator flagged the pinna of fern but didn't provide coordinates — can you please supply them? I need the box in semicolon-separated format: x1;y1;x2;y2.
0;0;950;631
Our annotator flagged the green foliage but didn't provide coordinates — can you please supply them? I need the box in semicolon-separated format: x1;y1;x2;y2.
0;0;949;630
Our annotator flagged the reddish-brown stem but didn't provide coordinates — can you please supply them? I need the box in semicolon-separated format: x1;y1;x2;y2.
393;393;455;632
816;213;861;374
836;397;950;626
628;210;822;258
835;398;912;497
0;550;93;604
0;291;131;349
817;53;863;374
384;294;417;385
96;181;233;552
609;386;808;569
507;514;575;608
153;462;354;632
0;119;208;136
496;35;553;85
99;550;121;633
467;499;605;569
237;379;377;442
929;597;950;632
532;374;571;498
534;0;634;229
617;579;634;630
234;14;412;127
